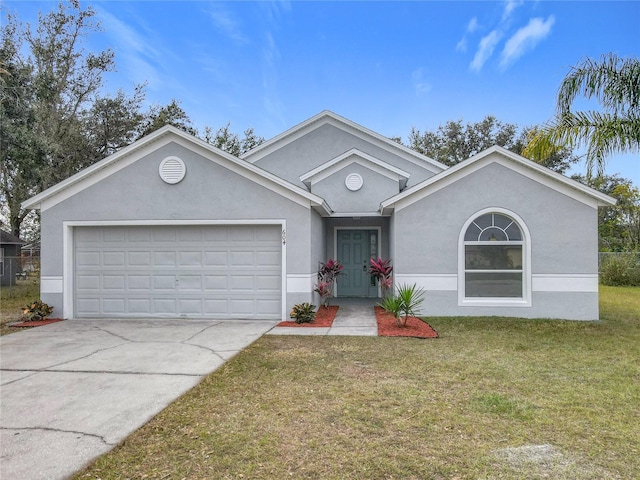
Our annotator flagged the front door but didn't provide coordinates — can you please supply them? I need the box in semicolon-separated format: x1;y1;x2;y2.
337;229;378;297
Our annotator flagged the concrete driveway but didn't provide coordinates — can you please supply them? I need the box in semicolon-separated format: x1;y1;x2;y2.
0;318;276;480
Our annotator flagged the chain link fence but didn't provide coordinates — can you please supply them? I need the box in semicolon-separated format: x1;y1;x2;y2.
1;255;40;288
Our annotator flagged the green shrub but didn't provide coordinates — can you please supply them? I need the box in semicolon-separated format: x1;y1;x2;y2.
22;300;54;321
289;303;316;324
600;253;640;286
379;283;426;327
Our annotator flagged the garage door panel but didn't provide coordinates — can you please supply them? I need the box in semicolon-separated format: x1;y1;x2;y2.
77;274;100;291
128;251;151;266
179;251;202;266
257;275;281;291
103;298;126;314
154;298;177;315
204;251;228;265
129;275;151;290
204;275;228;290
128;298;151;313
258;299;281;315
75;225;281;319
103;275;126;290
154;251;176;266
77;251;100;266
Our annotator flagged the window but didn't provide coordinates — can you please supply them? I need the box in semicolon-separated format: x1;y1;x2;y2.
459;211;530;305
0;248;4;276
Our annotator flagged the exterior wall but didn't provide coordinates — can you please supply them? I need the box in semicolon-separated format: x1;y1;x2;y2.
393;162;600;320
253;123;437;189
39;141;316;318
311;162;399;214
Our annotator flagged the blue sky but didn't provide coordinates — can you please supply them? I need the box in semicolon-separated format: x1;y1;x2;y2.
6;0;640;184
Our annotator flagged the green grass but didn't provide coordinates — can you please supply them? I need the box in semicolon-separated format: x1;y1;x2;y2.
0;278;40;335
73;285;640;480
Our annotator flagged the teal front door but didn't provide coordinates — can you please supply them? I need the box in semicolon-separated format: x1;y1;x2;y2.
337;230;379;297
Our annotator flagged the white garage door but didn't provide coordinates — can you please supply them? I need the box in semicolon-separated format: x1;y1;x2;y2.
74;225;282;319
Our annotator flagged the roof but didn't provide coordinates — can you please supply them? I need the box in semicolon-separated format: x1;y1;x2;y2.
380;145;617;214
299;148;411;190
0;230;26;245
22;126;333;216
241;110;447;175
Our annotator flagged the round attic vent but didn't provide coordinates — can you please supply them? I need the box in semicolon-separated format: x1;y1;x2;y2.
159;156;186;184
345;173;363;191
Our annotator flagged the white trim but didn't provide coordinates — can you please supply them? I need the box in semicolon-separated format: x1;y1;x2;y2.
23;126;332;216
62;220;287;320
329;211;387;218
458;208;532;307
41;276;63;294
286;274;315;293
394;274;457;291
300;148;410;187
242;110;447;174
532;274;599;293
380;146;616;214
333;226;382;297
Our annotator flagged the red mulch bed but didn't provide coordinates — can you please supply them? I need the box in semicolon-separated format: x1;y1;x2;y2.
276;306;338;327
11;318;64;328
374;306;438;338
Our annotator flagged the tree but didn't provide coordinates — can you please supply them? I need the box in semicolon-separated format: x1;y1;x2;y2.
573;174;640;252
202;123;265;156
84;85;146;157
137;99;197;138
0;1;178;238
1;1;116;237
524;54;640;178
408;115;578;173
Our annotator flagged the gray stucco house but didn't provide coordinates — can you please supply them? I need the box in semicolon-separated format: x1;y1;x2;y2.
23;111;615;321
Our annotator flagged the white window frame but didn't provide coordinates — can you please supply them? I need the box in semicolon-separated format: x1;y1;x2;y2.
458;208;531;307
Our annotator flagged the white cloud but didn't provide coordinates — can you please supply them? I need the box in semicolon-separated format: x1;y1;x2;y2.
500;16;555;68
456;17;479;52
470;30;502;72
206;4;249;44
412;68;432;96
467;17;479;33
502;0;524;21
95;7;167;90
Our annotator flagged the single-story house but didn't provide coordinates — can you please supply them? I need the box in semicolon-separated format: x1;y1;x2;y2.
0;229;26;286
22;111;615;320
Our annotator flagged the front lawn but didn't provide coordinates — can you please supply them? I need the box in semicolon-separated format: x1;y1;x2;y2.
75;285;639;479
0;278;40;336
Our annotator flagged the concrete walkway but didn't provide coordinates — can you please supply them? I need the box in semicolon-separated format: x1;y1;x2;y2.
267;298;378;336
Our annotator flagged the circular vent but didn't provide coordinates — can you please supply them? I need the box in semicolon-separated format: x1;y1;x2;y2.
159;156;186;184
345;173;363;191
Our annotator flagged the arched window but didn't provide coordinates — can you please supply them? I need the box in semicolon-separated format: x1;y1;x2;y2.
459;210;530;305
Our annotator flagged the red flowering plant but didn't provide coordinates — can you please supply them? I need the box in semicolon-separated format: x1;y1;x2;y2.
369;257;393;296
314;258;344;307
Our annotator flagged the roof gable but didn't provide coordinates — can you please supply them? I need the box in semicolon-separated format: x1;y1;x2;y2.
300;148;410;189
22;126;332;215
241;110;447;175
0;230;25;245
380;145;616;214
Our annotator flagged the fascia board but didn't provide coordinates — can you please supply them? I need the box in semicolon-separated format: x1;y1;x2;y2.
380;146;616;213
242;110;447;174
300;149;410;185
24;125;332;216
